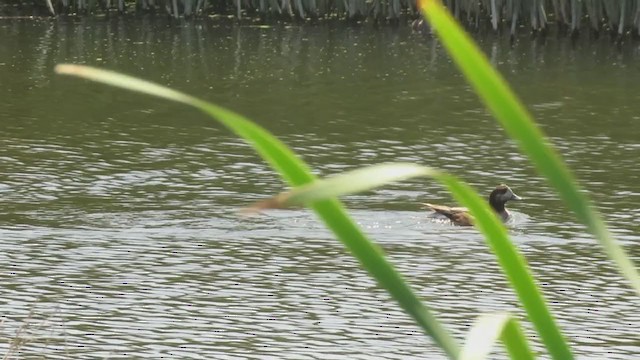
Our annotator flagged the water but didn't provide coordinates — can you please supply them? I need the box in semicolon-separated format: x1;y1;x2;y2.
1;18;638;359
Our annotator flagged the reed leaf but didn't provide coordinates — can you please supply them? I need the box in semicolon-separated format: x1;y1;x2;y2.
421;0;640;291
460;313;534;360
54;64;461;359
490;0;498;30
619;0;627;34
294;0;305;18
247;161;563;360
246;163;441;211
45;0;56;14
420;0;640;354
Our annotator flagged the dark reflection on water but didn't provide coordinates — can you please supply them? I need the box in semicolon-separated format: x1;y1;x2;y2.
1;19;639;359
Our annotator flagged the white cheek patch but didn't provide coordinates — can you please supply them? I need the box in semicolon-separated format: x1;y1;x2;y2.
500;189;514;202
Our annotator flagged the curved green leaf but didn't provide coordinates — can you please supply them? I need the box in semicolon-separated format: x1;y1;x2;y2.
460;313;534;360
420;0;640;356
246;163;441;211
419;0;639;297
54;64;461;358
247;161;567;360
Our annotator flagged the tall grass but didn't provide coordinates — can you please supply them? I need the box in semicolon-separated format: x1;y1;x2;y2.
55;64;463;357
29;0;640;36
419;0;639;296
54;2;638;358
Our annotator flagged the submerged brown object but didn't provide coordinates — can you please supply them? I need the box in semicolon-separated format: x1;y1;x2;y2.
423;184;522;226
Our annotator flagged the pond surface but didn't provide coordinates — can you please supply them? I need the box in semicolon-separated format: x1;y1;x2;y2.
0;18;638;359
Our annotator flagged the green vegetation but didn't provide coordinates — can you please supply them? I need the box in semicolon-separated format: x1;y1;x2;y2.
54;1;638;358
418;0;639;296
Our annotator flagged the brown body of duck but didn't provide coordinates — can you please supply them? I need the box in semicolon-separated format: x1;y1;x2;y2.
423;184;522;226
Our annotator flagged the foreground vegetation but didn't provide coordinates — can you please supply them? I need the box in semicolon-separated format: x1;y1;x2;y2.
4;0;640;37
55;0;638;358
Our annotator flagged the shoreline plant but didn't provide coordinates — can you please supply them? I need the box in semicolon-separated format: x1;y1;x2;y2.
6;0;640;39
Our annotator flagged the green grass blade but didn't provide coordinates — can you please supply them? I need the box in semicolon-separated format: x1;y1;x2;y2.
54;64;461;359
500;314;536;360
460;313;534;360
249;161;566;359
246;163;441;211
54;64;313;187
420;1;640;354
252;160;571;359
418;0;639;297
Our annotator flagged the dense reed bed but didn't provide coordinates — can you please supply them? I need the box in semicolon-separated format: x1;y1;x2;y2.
7;0;640;36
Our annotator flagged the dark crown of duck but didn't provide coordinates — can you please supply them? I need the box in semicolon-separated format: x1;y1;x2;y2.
488;184;522;214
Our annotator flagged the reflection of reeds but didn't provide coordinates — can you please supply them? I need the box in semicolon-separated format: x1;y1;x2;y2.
2;313;33;360
23;0;640;35
1;309;65;360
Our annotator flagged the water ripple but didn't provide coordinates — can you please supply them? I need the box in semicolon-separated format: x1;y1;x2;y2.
1;20;638;360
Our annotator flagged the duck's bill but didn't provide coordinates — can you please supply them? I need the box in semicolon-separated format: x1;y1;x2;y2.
512;194;523;201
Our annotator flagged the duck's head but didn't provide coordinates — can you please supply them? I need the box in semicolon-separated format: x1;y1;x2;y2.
489;184;522;211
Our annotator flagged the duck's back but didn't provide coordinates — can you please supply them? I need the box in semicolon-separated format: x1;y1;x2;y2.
423;203;474;226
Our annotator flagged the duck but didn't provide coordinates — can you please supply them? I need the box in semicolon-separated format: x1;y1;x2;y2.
423;184;522;226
